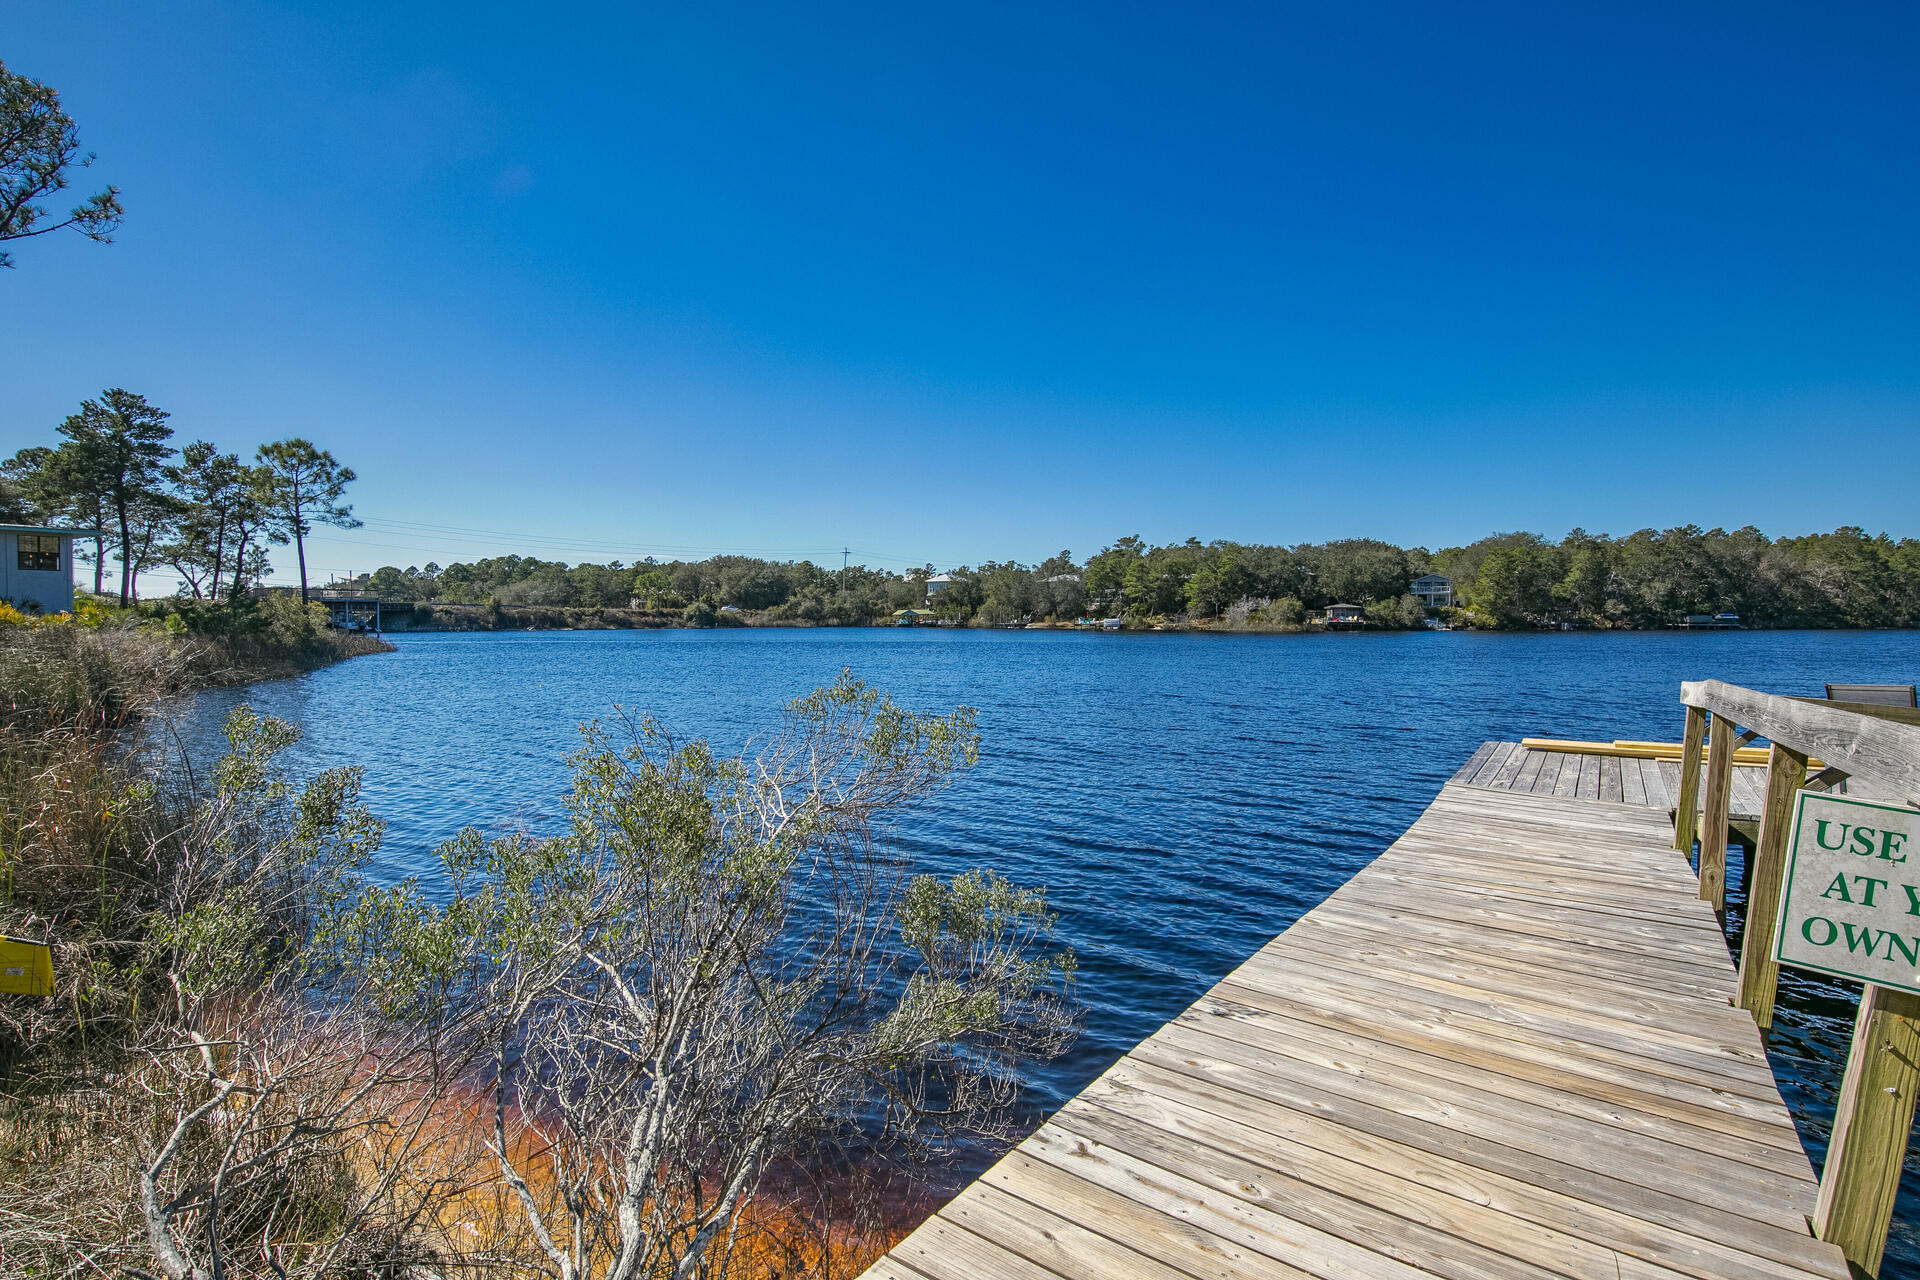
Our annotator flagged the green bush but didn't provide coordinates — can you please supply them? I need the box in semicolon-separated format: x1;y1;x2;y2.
1365;594;1427;629
1260;596;1307;627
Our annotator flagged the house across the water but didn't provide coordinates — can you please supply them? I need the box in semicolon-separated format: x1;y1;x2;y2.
1;525;96;615
923;572;959;603
1411;574;1454;608
1324;603;1365;625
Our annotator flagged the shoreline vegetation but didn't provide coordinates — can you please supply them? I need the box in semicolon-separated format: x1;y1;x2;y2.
0;593;394;691
0;597;1071;1278
351;524;1920;633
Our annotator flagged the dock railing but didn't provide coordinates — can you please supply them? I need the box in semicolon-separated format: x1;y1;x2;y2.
1677;679;1920;1276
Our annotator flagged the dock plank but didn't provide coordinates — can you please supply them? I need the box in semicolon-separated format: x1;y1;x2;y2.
1055;1095;1636;1280
1649;757;1765;822
1554;751;1583;797
1623;755;1650;806
1468;741;1516;786
861;778;1848;1280
1451;741;1498;784
1643;757;1674;811
1145;1018;1816;1203
1488;745;1532;790
1601;755;1625;802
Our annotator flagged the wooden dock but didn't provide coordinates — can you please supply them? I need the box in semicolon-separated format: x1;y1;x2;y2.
1451;739;1773;821
861;773;1850;1280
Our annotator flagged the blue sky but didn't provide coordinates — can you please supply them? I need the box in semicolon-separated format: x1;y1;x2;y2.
4;2;1917;582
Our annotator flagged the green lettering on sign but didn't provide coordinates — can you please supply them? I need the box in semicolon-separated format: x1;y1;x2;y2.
1842;923;1888;957
1774;793;1920;994
1885;831;1910;864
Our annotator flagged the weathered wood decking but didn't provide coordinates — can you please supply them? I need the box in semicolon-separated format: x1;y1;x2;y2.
862;776;1848;1280
1452;739;1772;820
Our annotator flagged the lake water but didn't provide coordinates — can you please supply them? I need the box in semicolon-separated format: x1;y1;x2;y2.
171;627;1920;1268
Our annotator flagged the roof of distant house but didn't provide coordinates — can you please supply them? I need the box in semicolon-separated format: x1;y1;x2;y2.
0;524;102;537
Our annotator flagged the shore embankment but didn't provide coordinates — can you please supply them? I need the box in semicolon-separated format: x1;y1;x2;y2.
2;595;394;707
370;602;1347;633
381;601;697;630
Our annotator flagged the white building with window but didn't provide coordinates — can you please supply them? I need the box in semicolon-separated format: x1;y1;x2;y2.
1;525;95;614
1411;574;1454;608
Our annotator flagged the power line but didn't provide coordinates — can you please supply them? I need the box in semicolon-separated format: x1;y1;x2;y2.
285;527;933;576
358;514;819;555
348;518;874;563
356;516;945;565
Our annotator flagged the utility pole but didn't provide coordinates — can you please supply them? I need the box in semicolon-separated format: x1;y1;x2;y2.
842;547;851;571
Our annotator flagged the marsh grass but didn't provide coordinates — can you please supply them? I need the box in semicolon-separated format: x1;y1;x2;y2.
0;609;404;1277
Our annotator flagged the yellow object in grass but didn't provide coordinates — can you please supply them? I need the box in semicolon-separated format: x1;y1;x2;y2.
0;937;54;997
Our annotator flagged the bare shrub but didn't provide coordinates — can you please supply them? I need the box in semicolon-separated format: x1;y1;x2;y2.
1224;596;1271;627
2;683;485;1278
348;674;1078;1280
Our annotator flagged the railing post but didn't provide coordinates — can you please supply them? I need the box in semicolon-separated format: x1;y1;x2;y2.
1735;741;1808;1029
1813;983;1920;1277
1674;704;1707;854
1698;712;1736;914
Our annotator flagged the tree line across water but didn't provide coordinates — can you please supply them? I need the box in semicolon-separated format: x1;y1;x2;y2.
6;392;1913;629
353;525;1920;630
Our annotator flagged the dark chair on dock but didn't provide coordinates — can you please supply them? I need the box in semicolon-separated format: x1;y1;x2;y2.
1824;682;1917;707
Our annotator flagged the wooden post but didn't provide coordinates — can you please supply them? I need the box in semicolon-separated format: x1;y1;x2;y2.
1736;742;1808;1030
1813;983;1920;1277
1674;704;1707;854
1698;712;1736;914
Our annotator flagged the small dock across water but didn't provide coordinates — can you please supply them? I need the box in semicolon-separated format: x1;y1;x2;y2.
857;682;1920;1280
